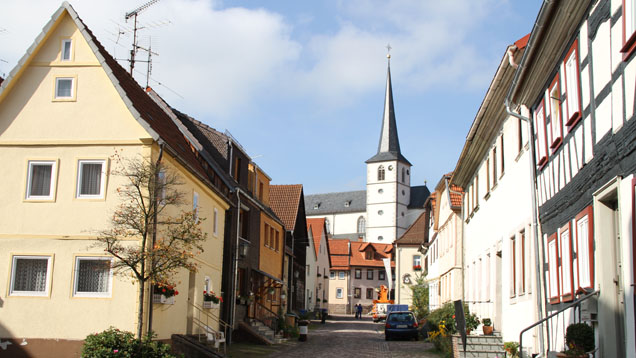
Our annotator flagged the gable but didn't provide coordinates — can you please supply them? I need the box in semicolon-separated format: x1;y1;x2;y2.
0;11;151;143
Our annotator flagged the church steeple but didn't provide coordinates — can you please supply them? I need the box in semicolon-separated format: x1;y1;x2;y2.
366;52;411;165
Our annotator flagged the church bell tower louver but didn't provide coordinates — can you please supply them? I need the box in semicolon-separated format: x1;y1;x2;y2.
365;51;412;243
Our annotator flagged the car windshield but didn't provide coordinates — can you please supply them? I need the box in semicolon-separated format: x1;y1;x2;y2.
388;313;414;322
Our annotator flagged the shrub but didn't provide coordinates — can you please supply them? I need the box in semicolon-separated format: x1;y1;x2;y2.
565;323;594;355
427;303;457;334
504;341;519;358
82;327;179;358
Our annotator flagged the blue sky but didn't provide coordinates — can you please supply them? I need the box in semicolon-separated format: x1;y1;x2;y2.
0;0;542;194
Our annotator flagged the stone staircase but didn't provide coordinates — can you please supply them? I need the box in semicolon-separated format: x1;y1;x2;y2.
452;334;506;358
245;319;286;344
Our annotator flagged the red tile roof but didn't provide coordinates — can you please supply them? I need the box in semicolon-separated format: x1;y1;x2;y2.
429;192;437;213
328;239;350;255
330;255;350;270
307;218;325;258
515;33;531;50
449;184;464;208
349;242;393;267
396;211;427;245
269;185;303;231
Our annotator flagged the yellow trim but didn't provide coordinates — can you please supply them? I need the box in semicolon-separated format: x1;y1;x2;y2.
70;254;114;300
6;253;55;299
59;37;74;62
52;74;78;102
22;158;60;203
73;157;110;201
0;140;151;146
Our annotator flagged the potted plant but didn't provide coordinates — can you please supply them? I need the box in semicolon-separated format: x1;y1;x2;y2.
153;282;178;304
203;290;222;309
504;341;519;358
465;312;480;334
482;318;493;335
413;264;422;271
557;323;594;357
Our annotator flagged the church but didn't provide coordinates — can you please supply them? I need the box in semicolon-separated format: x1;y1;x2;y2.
305;56;430;244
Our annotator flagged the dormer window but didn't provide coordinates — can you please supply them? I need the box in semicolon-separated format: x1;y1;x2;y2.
313;203;320;210
365;250;373;260
61;39;73;61
378;165;385;181
344;201;351;207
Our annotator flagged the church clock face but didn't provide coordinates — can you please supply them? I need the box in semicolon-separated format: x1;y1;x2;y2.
388;165;394;171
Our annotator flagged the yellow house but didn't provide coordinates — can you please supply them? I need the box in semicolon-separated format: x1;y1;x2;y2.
0;3;231;356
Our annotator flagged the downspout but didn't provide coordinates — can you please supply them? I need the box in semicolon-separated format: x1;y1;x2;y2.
147;141;164;336
288;229;294;313
229;187;241;345
504;99;545;355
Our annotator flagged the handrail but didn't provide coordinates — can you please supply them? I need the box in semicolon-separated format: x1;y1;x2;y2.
519;290;598;356
187;301;230;356
251;301;279;334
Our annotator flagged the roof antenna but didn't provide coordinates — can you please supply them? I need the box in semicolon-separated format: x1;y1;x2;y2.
125;0;160;75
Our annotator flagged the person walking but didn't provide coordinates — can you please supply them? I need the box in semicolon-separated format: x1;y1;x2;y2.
354;304;359;319
356;304;363;319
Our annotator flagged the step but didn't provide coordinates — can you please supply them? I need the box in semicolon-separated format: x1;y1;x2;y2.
465;343;504;352
459;351;507;358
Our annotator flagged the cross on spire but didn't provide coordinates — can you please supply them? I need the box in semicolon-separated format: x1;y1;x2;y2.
386;43;392;59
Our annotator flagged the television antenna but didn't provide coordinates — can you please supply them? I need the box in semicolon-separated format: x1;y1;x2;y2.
124;0;160;75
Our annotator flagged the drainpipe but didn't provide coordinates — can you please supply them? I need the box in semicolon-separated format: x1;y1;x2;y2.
288;229;294;313
504;99;545;355
147;141;164;336
229;187;242;345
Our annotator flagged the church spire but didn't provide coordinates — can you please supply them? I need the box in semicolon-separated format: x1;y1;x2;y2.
366;48;411;165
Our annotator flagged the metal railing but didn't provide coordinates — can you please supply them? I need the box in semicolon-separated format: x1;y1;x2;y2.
250;300;279;334
519;290;598;357
188;301;231;356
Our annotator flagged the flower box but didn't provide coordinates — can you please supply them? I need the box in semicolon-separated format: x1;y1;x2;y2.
413;265;422;271
203;301;220;309
153;294;175;305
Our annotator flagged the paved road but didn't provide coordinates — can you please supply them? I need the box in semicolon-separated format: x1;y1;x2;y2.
273;315;439;358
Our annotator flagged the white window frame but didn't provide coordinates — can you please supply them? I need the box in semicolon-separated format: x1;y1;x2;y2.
413;255;421;267
61;39;73;61
336;287;343;299
26;160;57;200
76;160;106;199
73;256;113;298
55;77;75;99
330;271;335;279
10;255;53;296
213;208;218;235
338;271;345;280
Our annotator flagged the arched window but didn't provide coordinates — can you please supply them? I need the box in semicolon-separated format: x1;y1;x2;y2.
378;165;385;181
357;216;366;234
402;167;406;183
325;218;331;234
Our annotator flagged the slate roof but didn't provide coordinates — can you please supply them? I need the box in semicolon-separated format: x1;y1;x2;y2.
307;218;326;258
305;190;366;215
366;60;411;165
396;211;427;245
349;242;394;268
409;185;430;208
269;185;304;231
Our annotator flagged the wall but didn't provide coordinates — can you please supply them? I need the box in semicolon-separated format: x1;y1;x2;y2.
395;245;422;307
328;269;349;314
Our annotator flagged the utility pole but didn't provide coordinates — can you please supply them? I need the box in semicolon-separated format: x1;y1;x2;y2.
125;0;160;75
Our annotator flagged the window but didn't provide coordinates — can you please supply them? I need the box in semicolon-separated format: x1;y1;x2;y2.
564;40;582;128
365;250;373;260
486;158;491;193
366;288;374;299
575;206;594;290
26;160;56;200
357;216;365;234
622;0;636;59
492;148;498;187
73;257;112;297
378;165;385;181
339;271;345;280
10;255;52;296
192;191;199;223
518;118;524;153
330;271;335;279
239;209;249;240
500;135;505;176
401;167;405;183
413;255;421;268
55;77;74;99
77;160;106;198
258;182;264;201
275;230;280;251
213;208;218;235
354;287;361;298
367;269;374;280
547;233;560;304
61;39;72;61
559;223;574;302
534;100;548;168
270;227;275;250
379;271;386;280
548;75;563;150
233;157;242;182
510;236;517;297
336;288;343;299
264;223;270;247
355;268;361;279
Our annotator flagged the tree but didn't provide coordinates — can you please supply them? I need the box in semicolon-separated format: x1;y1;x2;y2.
95;154;207;339
409;271;429;320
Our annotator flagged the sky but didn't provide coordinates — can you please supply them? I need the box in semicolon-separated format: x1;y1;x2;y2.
0;0;542;195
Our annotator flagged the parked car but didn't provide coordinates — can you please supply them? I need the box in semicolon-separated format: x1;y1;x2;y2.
384;311;419;341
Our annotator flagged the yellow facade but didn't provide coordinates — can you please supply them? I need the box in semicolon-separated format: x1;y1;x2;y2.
259;213;284;279
0;8;229;345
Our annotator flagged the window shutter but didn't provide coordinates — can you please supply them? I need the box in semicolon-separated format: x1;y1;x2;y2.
559;223;574;301
575;206;594;291
534;101;548;167
564;40;582;128
547;233;560;304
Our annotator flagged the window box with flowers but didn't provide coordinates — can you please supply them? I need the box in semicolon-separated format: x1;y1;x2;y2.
413;265;422;271
203;290;222;309
153;283;178;305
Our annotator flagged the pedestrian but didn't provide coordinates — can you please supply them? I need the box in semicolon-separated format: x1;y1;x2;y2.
357;304;363;319
354;304;359;319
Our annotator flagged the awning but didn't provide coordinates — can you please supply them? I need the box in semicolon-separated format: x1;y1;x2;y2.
252;268;283;284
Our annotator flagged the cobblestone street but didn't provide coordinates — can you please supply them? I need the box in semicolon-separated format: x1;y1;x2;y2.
271;315;439;358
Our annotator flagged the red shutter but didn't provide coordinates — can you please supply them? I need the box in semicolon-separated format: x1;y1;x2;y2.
563;40;582;129
534;100;548;168
559;222;574;302
547;233;561;304
575;206;594;291
548;75;563;151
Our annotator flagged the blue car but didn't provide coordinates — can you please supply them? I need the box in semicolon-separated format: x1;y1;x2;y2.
384;311;419;341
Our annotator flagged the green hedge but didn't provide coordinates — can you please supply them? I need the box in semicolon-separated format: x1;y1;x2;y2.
82;327;179;358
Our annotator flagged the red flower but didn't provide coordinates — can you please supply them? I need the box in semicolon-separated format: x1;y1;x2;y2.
162;288;166;293
203;290;207;294
219;297;223;302
452;315;455;319
175;290;179;296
